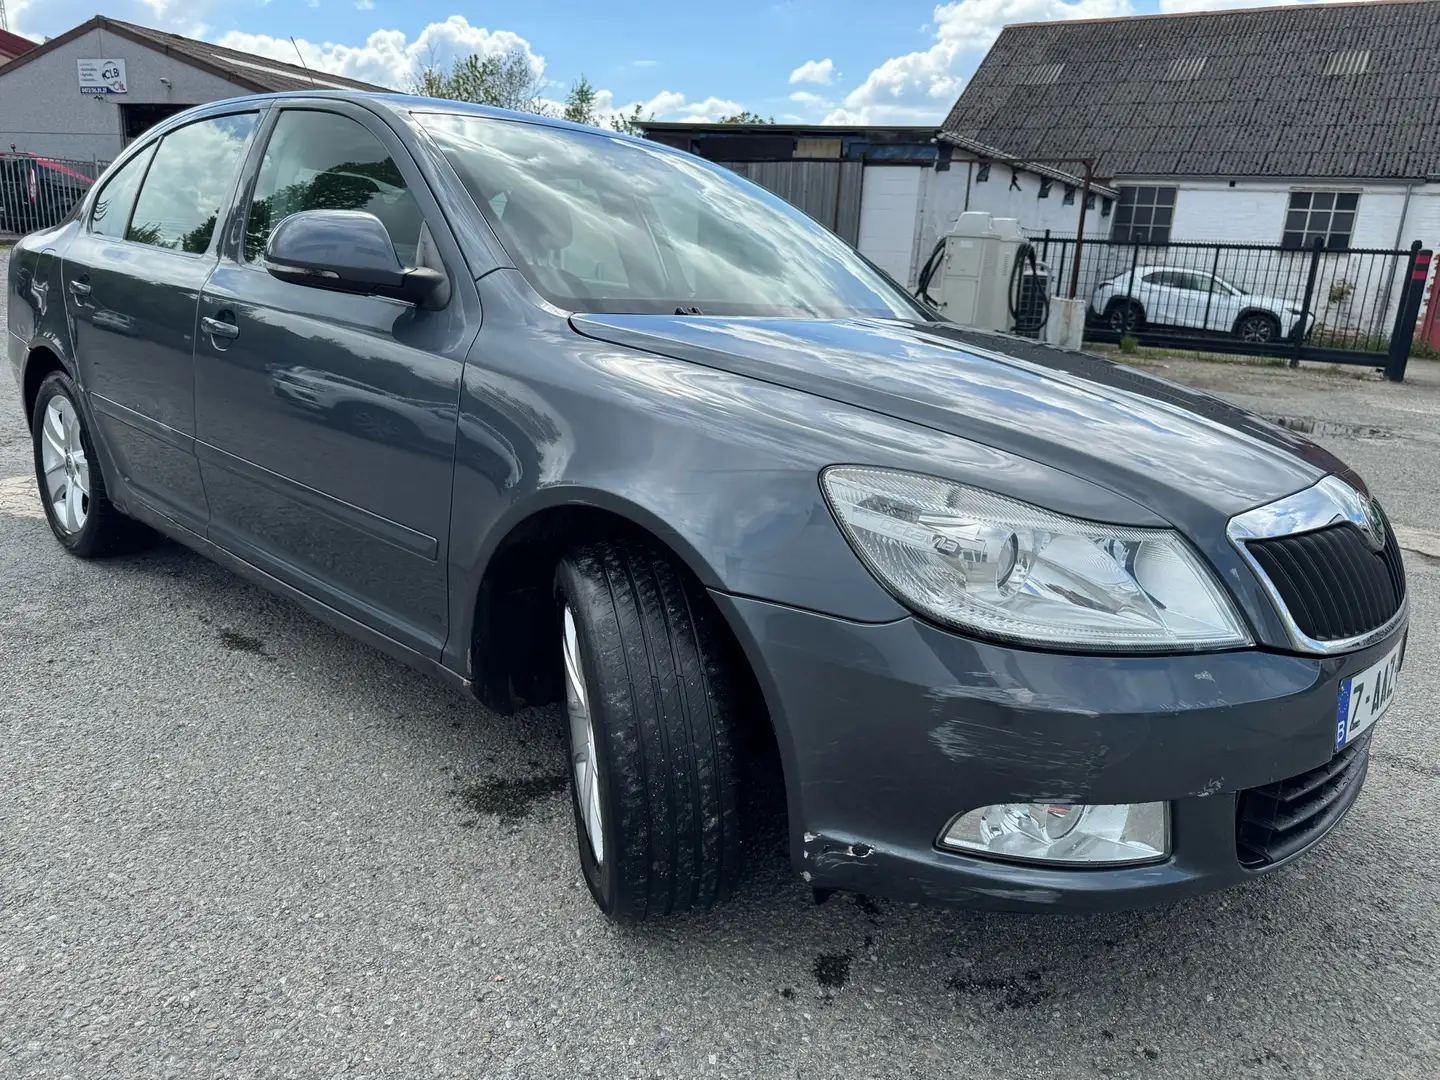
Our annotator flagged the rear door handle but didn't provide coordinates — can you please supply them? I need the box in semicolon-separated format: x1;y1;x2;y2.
68;280;91;297
201;315;240;340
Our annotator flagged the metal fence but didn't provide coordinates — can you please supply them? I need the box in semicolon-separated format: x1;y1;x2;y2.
1027;230;1432;374
0;154;106;237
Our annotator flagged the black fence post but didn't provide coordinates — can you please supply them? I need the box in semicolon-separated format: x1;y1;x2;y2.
1386;241;1430;382
1291;237;1324;367
1127;242;1142;334
1201;246;1221;330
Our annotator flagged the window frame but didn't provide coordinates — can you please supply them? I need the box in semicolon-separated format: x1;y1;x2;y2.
1111;185;1177;245
238;106;428;268
1282;189;1359;251
86;106;264;259
86;141;157;242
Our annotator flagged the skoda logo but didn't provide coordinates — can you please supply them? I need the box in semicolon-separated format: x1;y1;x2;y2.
1357;495;1386;552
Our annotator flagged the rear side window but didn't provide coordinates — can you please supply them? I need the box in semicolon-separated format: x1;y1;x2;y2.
89;144;155;239
128;112;258;254
243;110;423;266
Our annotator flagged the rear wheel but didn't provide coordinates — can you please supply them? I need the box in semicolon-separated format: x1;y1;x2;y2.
1104;298;1145;334
1235;312;1281;343
30;371;149;557
555;541;743;921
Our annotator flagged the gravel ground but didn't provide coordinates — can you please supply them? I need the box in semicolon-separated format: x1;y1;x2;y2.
3;244;1439;1079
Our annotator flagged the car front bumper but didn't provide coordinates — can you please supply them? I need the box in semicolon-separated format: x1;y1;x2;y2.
714;592;1401;913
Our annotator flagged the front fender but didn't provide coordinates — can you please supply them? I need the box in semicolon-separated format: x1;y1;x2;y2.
443;270;1162;676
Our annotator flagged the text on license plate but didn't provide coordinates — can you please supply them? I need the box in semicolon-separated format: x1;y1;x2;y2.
1336;640;1403;751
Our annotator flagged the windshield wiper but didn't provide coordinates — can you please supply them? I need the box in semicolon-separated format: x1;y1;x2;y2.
675;305;704;316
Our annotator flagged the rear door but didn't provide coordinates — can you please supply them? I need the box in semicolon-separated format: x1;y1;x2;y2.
194;102;479;657
61;110;260;533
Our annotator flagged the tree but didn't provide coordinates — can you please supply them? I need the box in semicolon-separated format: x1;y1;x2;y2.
717;110;773;124
563;74;601;126
410;46;550;115
609;103;653;136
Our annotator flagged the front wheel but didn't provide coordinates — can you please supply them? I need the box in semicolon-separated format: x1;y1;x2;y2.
1234;312;1281;343
555;541;743;922
30;371;150;557
1104;299;1145;334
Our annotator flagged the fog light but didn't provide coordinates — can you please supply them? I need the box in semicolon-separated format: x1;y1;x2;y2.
940;802;1169;866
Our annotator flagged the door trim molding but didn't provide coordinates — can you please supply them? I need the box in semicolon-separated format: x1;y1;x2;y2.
90;393;194;452
195;439;439;560
194;440;437;561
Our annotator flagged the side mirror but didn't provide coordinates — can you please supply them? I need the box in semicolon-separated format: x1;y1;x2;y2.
264;209;446;309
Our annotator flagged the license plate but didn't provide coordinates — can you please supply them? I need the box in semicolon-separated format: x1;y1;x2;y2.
1336;641;1403;750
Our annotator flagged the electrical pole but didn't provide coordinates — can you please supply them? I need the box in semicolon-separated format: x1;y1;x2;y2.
0;0;9;32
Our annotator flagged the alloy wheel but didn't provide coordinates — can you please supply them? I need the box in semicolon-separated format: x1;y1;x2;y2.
1239;316;1277;343
39;397;90;534
563;605;604;865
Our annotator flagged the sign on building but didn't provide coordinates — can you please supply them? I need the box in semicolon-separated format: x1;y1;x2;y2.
77;59;128;95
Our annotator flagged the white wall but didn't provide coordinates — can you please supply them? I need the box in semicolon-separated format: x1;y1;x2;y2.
0;26;250;162
857;165;922;286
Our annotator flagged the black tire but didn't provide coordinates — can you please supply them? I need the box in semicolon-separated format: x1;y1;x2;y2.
555;541;743;921
30;371;150;558
1234;312;1281;344
1104;298;1145;333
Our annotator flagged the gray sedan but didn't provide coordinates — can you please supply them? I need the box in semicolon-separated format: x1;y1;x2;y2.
7;93;1406;921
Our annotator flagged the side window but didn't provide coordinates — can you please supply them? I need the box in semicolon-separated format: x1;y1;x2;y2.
244;110;423;267
1142;271;1174;287
90;144;156;239
128;112;258;253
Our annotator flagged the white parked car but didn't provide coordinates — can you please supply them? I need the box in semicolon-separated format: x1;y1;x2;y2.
1091;267;1312;343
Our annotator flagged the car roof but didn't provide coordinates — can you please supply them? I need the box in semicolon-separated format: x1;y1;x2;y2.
172;90;660;149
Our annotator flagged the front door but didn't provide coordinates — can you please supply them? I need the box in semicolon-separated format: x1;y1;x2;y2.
62;111;260;533
194;105;476;656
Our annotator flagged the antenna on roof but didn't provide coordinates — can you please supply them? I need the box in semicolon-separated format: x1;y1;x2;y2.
289;36;316;88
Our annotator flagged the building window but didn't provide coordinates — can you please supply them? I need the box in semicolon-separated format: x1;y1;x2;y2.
1062;185;1075;205
1038;178;1052;199
1283;191;1358;250
1085;192;1096;210
1112;186;1176;244
1101;196;1112;217
975;162;990;183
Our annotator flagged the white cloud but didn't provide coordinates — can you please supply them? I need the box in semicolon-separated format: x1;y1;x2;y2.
824;0;1133;124
355;0;374;8
789;90;831;108
216;17;545;90
788;58;834;85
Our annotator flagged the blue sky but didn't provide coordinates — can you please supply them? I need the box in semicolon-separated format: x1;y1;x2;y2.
10;0;1335;124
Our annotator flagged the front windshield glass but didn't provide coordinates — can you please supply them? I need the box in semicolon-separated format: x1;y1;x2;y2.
416;111;927;319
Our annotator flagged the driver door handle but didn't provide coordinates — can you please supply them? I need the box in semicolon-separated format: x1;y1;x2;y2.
68;280;91;297
201;315;240;341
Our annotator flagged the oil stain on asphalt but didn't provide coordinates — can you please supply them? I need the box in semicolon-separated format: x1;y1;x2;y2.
459;774;569;825
218;629;271;658
813;953;851;989
946;970;1050;1010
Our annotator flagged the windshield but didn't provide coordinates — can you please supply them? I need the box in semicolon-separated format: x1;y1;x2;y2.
416;112;928;320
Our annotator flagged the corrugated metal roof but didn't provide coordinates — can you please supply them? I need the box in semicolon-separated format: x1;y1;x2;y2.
942;0;1440;180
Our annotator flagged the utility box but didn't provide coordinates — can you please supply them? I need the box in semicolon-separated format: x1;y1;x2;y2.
929;212;1045;335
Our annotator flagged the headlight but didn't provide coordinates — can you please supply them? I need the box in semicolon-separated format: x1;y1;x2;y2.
820;466;1250;650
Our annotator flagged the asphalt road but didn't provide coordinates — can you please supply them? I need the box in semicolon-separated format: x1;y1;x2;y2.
3;246;1439;1079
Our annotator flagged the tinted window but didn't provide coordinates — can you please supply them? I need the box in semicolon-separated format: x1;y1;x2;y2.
90;144;155;239
128;113;258;253
244;110;423;266
418;112;926;320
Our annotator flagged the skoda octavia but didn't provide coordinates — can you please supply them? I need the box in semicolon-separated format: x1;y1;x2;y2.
8;94;1406;921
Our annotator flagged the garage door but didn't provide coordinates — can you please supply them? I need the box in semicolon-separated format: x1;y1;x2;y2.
858;166;922;287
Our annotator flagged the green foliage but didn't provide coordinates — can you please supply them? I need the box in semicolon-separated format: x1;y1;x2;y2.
563;75;601;127
717;110;774;124
1118;334;1139;354
1327;279;1355;306
609;103;653;135
410;47;549;115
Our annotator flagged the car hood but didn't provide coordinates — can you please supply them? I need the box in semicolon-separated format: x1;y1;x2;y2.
570;314;1349;530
